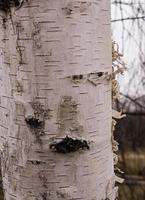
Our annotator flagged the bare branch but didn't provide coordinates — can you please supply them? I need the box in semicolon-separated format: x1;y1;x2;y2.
112;16;145;23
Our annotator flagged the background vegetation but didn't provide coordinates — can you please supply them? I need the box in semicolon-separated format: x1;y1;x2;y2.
112;1;145;199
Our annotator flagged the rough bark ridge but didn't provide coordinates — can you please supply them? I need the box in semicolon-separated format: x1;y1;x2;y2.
0;0;115;199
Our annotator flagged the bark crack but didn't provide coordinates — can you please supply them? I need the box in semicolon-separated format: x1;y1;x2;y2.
50;136;89;154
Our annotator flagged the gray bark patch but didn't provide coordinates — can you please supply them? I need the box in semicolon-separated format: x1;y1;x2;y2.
57;96;83;136
62;2;91;15
25;101;52;141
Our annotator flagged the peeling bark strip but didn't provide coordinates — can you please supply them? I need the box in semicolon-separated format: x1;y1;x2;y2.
0;0;114;199
112;42;126;186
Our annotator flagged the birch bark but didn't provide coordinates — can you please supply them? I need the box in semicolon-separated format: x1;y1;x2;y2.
0;0;115;200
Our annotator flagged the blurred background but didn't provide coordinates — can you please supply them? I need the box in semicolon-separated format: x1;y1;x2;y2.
112;0;145;199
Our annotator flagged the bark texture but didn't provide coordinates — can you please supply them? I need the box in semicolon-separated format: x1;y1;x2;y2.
0;0;115;199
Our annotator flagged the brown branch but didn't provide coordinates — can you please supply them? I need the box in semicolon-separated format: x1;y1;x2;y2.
111;16;145;23
112;1;140;6
120;93;145;110
123;175;145;185
122;112;145;116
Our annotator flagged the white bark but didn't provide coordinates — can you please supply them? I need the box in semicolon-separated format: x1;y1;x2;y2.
0;0;116;200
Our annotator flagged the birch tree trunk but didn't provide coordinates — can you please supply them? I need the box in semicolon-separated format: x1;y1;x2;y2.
0;0;116;200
